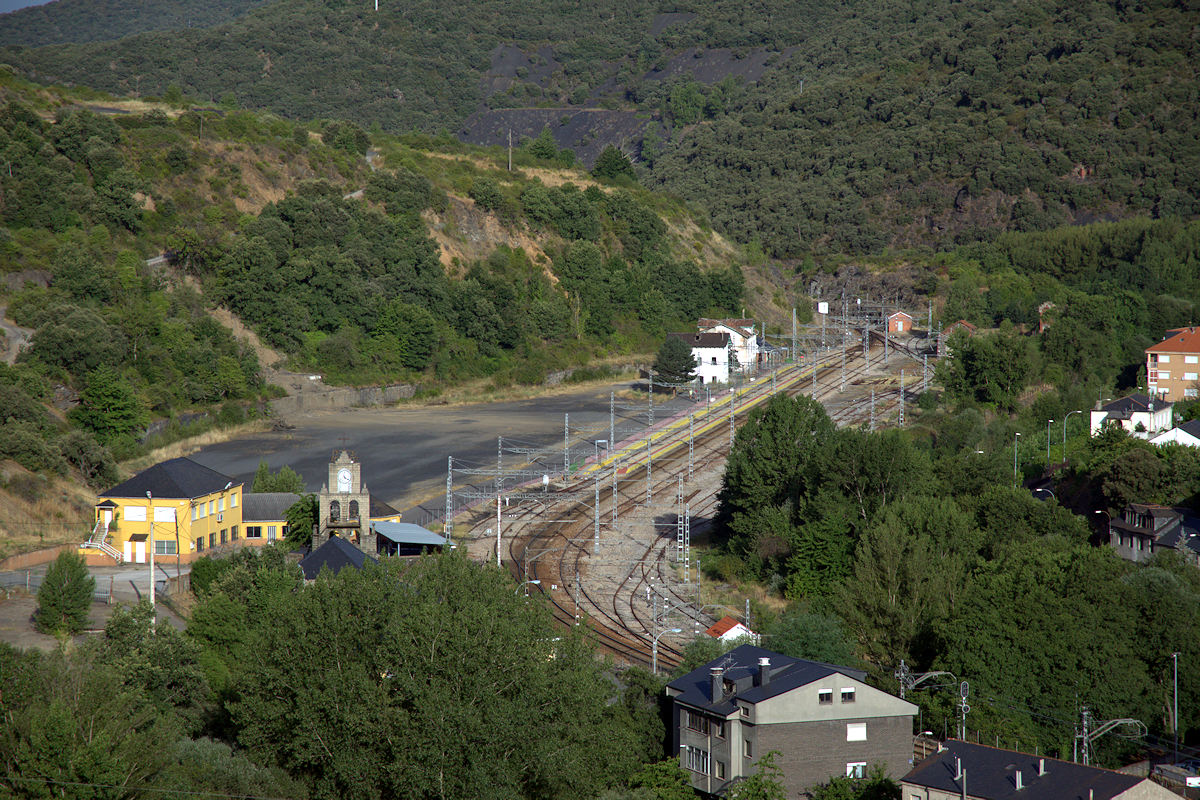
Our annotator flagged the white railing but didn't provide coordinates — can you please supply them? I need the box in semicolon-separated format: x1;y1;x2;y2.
81;520;122;563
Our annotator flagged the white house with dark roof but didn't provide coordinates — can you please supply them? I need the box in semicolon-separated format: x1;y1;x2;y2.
666;644;915;797
902;739;1175;800
698;317;760;373
1089;394;1173;438
1149;419;1200;448
667;331;732;385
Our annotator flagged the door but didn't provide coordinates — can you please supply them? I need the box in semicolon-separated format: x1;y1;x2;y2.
123;541;132;562
134;540;146;564
101;509;113;529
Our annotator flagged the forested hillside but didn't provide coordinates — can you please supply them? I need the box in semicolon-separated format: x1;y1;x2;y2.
0;72;743;495
3;0;1196;255
0;0;268;47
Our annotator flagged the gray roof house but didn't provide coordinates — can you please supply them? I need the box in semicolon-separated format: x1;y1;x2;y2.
666;644;916;797
1106;502;1200;565
902;740;1176;799
1089;394;1173;438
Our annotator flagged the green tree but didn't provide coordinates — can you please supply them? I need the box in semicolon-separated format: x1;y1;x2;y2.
34;549;94;637
592;145;636;181
283;494;317;549
727;750;787;800
527;126;558;160
251;459;306;494
232;554;640;799
652;336;697;387
69;364;147;448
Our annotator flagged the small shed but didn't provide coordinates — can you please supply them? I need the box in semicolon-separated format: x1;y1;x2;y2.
886;311;914;333
704;615;757;644
299;535;377;580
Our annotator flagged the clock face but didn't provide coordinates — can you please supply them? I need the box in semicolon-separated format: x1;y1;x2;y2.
337;468;352;492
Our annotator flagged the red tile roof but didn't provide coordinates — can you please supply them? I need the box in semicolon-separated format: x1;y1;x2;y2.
705;615;744;637
1147;327;1200;354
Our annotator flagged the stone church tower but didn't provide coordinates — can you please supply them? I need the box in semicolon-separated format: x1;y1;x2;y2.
314;450;375;554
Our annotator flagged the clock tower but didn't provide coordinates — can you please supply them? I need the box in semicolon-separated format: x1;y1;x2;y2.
314;450;375;553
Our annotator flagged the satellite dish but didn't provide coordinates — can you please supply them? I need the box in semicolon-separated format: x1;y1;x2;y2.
960;681;969;699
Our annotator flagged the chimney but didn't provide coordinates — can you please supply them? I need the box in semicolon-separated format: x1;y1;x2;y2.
710;667;724;702
1015;770;1023;791
1038;758;1046;777
758;657;771;687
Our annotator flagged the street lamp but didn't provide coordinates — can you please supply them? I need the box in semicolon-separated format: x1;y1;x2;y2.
651;627;682;675
1046;419;1054;468
1013;432;1022;487
1063;410;1083;465
146;491;155;626
516;579;541;596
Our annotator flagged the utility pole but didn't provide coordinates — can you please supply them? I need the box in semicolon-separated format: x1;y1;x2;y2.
564;413;570;476
870;390;876;432
791;307;797;366
444;456;453;542
593;474;600;555
898;369;905;427
645;437;652;504
610;391;615;454
959;681;970;740
507;128;512;171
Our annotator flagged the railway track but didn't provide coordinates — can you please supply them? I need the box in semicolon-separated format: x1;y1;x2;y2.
461;342;922;673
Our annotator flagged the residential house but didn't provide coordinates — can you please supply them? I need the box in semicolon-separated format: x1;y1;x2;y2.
667;331;732;385
937;320;976;358
1104;502;1200;565
886;310;914;334
241;492;297;547
902;739;1176;800
1149;419;1200;448
84;457;244;565
666;644;916;797
704;615;757;645
1089;394;1173;438
698;318;761;372
1146;326;1200;402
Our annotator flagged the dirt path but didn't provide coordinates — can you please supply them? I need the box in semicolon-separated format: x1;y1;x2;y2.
0;304;32;365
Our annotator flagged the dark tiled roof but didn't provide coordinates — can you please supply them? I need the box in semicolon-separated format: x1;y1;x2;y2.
903;740;1141;800
242;493;300;522
100;458;237;500
299;536;376;580
1100;394;1171;414
667;644;866;713
1179;419;1200;439
667;331;730;349
369;497;399;518
373;521;446;546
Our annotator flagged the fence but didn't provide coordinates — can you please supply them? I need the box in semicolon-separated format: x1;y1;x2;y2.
0;570;114;604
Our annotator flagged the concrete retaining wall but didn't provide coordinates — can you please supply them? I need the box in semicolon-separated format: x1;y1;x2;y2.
269;383;417;416
0;544;76;571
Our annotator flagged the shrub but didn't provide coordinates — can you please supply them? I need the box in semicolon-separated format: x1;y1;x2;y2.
34;549;95;636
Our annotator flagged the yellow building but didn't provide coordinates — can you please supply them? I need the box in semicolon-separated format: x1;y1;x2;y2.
83;457;244;565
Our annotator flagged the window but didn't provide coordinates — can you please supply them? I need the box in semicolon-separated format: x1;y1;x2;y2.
220;529;227;544
841;687;856;703
715;761;726;780
744;739;753;758
231;525;238;541
349;500;360;519
1187;355;1199;364
246;526;262;539
846;762;866;779
711;356;717;365
683;746;710;775
208;500;214;516
268;525;277;542
685;709;706;733
195;537;203;552
1187;388;1199;399
154;540;177;555
1185;372;1198;381
154;506;176;522
330;500;341;521
846;722;867;741
231;493;238;507
1161;355;1171;363
209;533;215;548
739;704;750;717
191;506;197;522
125;506;147;522
1160;371;1171;380
218;497;225;512
818;689;833;705
199;502;207;518
713;720;725;739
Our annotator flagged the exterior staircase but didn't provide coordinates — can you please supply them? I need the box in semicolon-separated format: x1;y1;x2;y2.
81;520;122;564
